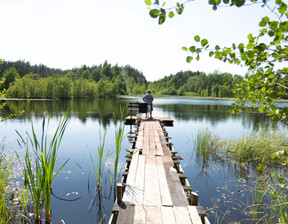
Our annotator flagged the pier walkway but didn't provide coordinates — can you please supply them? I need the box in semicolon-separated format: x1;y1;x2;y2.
109;118;210;224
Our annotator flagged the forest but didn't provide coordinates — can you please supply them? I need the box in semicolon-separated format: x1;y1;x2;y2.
0;60;286;99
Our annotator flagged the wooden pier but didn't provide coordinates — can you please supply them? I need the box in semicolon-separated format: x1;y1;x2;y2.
109;117;210;224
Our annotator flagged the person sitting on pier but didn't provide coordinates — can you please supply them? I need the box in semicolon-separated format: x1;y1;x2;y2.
143;89;154;119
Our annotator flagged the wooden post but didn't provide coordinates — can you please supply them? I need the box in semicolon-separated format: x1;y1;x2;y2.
191;192;199;205
117;183;123;204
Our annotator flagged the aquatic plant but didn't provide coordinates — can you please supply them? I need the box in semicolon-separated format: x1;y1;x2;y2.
194;128;219;161
0;147;13;224
16;111;70;222
113;106;128;191
244;165;288;224
89;129;112;192
223;128;287;165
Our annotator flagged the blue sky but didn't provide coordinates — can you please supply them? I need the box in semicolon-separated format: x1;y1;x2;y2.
0;0;276;81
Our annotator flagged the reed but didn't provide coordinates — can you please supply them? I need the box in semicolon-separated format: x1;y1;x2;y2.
0;148;13;224
16;111;70;222
113;106;128;191
89;129;112;192
223;128;287;165
245;168;288;223
194;128;219;161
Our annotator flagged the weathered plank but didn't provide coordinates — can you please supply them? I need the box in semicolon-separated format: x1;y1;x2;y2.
173;206;192;224
122;150;139;203
161;206;176;224
116;204;135;224
144;154;161;206
187;206;202;224
142;122;150;154
155;156;173;206
161;156;188;207
132;155;145;205
146;206;162;224
133;205;146;224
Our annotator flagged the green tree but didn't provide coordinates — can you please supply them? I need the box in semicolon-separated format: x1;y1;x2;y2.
0;67;20;90
146;0;288;122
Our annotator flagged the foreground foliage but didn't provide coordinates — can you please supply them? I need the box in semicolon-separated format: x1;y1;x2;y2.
16;112;69;222
146;0;288;123
195;126;288;223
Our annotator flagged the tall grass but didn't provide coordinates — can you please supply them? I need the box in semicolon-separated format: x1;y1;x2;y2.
245;167;288;223
194;128;220;161
195;126;288;223
0;147;13;224
223;128;287;165
113;106;128;192
89;129;112;192
16;111;70;222
195;126;287;166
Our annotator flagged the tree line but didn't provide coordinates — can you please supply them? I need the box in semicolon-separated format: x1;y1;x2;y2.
148;70;245;98
0;60;147;99
1;60;287;99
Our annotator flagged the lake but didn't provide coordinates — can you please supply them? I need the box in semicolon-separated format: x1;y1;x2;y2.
1;97;287;223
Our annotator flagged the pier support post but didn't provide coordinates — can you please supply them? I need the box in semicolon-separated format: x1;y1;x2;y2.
191;192;199;206
117;183;123;204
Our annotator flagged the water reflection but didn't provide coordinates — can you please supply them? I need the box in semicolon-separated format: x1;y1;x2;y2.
1;98;287;224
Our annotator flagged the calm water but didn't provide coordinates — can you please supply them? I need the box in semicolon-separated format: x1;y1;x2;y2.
0;97;287;223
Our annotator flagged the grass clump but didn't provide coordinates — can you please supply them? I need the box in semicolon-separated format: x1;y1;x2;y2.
223;128;287;165
113;106;128;192
0;147;14;224
16;111;69;222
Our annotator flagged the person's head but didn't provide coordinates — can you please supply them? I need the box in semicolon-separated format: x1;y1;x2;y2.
147;90;151;94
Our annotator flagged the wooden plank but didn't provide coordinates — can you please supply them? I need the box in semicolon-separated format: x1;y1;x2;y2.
142;122;150;154
161;206;176;224
187;206;202;224
122;150;139;203
144;155;161;206
133;205;146;224
149;122;156;155
162;156;188;207
116;205;135;224
154;125;163;156
173;206;192;224
146;206;162;224
155;156;173;206
132;155;145;205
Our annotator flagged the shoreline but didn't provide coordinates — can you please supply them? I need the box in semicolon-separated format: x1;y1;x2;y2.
1;96;288;103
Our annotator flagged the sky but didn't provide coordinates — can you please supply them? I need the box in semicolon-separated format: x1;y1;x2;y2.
0;0;277;81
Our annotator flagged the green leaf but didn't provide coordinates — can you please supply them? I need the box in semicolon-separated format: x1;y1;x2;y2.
154;0;160;5
189;46;196;53
278;3;287;16
169;11;175;18
201;39;208;47
196;55;200;61
246;43;254;49
215;45;220;50
209;51;214;57
149;9;159;18
158;14;166;24
241;53;248;61
238;43;244;49
225;48;231;54
248;33;253;41
259;16;269;27
268;74;274;79
186;56;193;63
194;35;200;42
145;0;152;5
182;47;188;51
247;51;255;58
